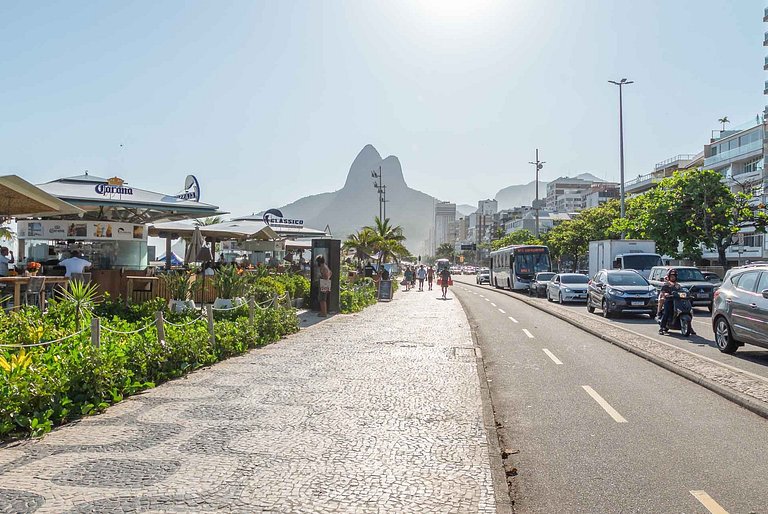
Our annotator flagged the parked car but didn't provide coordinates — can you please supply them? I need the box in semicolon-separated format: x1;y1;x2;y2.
711;264;768;353
701;271;722;287
450;266;462;275
476;267;491;284
529;272;556;297
547;273;590;303
648;266;716;312
587;269;658;318
462;266;477;275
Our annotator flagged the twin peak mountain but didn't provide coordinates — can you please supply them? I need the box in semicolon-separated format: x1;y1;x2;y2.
278;145;597;255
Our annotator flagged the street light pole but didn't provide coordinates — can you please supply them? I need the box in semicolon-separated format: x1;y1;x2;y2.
372;166;385;221
528;149;545;238
609;78;633;228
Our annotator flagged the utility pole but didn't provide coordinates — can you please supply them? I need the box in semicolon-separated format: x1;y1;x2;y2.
372;166;385;221
529;149;545;238
609;78;633;229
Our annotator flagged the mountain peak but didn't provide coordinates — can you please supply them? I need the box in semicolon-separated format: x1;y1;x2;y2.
343;145;383;189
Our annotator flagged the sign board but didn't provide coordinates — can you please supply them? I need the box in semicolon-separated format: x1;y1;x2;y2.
378;280;393;302
17;220;147;241
460;243;475;251
263;208;304;228
175;175;200;202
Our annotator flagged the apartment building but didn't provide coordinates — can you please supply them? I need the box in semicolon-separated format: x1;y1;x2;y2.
545;177;618;212
433;201;457;249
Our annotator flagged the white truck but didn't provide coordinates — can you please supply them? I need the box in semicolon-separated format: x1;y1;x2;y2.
588;239;662;279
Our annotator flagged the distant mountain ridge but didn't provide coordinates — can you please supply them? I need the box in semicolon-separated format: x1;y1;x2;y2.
279;145;436;256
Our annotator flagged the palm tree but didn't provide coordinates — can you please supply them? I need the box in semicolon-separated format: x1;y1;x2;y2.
342;228;375;263
718;116;730;132
194;216;223;227
435;243;455;260
363;217;408;267
0;224;14;241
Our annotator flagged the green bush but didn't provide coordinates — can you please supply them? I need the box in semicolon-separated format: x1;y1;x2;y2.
339;277;377;313
0;300;299;442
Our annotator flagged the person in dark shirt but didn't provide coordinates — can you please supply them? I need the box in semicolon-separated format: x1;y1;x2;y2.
658;270;693;334
439;267;451;300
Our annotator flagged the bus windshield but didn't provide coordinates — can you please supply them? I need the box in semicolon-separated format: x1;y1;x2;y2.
514;251;550;276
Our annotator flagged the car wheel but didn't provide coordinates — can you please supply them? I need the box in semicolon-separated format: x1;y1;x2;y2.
714;316;739;354
558;292;564;304
547;290;553;302
602;299;612;318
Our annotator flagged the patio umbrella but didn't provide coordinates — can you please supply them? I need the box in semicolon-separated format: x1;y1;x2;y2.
185;226;206;264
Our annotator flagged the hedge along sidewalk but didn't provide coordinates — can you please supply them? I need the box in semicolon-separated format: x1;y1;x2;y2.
0;281;505;513
460;280;768;420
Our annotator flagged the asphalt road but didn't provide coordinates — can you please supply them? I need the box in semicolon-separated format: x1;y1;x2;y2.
463;276;768;382
451;278;768;514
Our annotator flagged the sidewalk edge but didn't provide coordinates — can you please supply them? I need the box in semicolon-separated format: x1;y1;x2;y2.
459;281;768;421
456;293;515;514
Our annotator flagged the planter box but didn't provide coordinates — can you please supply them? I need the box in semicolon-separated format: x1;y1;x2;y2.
168;299;196;313
213;297;246;310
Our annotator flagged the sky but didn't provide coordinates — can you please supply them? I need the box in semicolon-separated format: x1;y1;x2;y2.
1;0;766;213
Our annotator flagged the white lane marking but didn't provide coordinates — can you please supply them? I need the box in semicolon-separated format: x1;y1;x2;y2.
484;298;490;302
490;302;497;307
581;386;627;423
690;491;729;514
542;348;563;365
498;308;506;314
522;329;534;339
508;316;518;323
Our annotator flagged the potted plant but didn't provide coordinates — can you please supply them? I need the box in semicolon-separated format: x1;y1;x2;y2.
212;264;246;309
26;261;42;276
161;271;199;312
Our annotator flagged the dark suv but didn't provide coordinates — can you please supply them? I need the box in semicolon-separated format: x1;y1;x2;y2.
711;264;768;353
587;269;658;318
648;266;715;312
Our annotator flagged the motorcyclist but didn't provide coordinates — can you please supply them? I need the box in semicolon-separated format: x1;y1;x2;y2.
657;270;695;335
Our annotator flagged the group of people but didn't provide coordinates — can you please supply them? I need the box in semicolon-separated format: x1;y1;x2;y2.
401;264;453;299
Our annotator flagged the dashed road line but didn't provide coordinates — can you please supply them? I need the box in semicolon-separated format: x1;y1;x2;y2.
522;329;534;339
542;348;563;365
690;491;729;514
508;316;518;323
498;308;506;314
581;385;627;423
490;302;497;307
484;298;490;302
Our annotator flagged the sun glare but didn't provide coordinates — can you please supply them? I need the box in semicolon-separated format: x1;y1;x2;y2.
413;0;500;22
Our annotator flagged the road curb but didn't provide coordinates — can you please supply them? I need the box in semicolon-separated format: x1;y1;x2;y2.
455;292;516;514
457;280;768;421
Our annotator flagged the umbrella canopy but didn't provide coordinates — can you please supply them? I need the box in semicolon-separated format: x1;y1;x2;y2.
0;175;84;218
156;252;183;266
150;219;278;241
184;226;206;263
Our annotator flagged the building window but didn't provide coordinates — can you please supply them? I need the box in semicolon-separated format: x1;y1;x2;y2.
742;157;762;175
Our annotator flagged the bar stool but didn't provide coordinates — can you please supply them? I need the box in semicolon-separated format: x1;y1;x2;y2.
23;276;47;310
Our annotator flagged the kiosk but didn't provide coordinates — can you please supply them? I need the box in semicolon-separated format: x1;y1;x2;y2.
310;239;340;313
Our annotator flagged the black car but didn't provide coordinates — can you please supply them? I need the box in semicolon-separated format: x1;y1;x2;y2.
587;269;658;318
648;266;715;311
529;272;556;297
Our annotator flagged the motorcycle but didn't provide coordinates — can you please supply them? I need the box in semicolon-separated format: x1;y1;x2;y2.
659;287;694;336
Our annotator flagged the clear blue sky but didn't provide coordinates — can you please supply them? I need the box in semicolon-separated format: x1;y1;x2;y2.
1;1;765;212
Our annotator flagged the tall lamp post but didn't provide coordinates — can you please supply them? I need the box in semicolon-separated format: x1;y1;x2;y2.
529;149;545;238
609;78;633;228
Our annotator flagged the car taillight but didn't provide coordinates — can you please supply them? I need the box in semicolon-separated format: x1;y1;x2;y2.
713;290;720;301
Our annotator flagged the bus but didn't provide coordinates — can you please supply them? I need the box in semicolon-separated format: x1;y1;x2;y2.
435;258;451;273
489;245;551;290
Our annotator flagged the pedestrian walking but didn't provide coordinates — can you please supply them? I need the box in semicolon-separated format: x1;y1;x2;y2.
439;266;452;300
416;264;427;291
427;265;434;291
316;255;332;317
404;267;413;291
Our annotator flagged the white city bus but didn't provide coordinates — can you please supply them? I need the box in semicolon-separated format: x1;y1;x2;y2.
489;245;551;290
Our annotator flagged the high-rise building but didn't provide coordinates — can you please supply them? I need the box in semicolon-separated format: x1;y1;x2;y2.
477;199;498;216
434;201;457;249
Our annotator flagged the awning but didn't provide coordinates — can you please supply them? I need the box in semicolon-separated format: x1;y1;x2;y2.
37;173;225;223
150;220;278;241
0;175;84;218
231;213;328;238
285;240;313;250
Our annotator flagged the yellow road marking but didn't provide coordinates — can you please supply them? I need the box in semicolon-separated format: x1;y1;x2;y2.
581;385;627;423
690;490;729;514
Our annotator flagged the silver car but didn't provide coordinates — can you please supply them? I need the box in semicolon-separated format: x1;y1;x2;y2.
547;273;590;303
712;264;768;353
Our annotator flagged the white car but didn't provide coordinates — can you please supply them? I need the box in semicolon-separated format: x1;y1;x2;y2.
476;268;490;284
547;273;590;303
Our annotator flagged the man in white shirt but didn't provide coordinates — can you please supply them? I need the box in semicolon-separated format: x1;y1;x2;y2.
59;251;91;278
0;247;14;276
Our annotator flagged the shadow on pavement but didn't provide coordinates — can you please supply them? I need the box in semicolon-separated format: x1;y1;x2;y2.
298;310;336;328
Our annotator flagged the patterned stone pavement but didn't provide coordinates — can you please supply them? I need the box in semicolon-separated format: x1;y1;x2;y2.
0;288;499;513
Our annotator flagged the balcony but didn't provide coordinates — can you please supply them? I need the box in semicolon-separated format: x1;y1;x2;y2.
704;140;763;168
764;6;768;22
654;154;697;171
765;56;768;71
764;31;768;46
